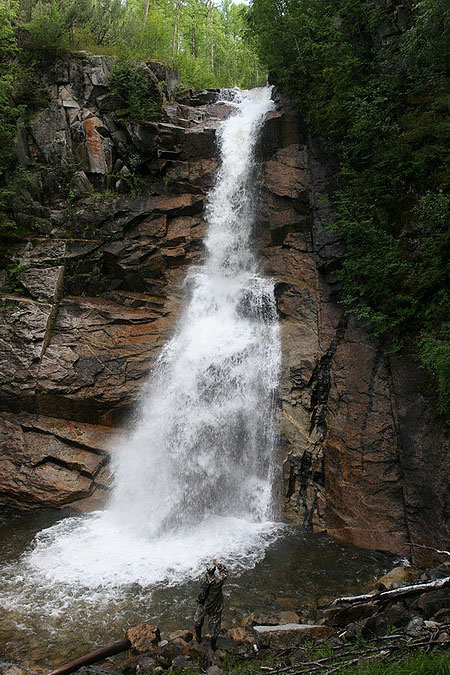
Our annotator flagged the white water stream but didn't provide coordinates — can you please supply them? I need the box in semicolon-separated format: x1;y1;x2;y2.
1;88;281;602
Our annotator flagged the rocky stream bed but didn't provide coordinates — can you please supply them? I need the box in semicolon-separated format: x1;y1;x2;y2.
1;562;449;674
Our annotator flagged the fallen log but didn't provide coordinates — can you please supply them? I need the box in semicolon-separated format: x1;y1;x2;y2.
329;576;450;606
47;638;132;675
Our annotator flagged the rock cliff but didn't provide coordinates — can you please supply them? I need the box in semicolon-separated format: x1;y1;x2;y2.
0;54;447;565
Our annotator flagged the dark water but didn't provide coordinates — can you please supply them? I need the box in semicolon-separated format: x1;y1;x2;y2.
0;509;397;669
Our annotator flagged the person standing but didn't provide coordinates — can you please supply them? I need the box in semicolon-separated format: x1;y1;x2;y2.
194;558;228;651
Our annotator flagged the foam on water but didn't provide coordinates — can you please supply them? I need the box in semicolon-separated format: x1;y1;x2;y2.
0;87;281;618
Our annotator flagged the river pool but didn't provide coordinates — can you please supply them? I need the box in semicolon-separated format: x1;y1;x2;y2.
0;509;397;669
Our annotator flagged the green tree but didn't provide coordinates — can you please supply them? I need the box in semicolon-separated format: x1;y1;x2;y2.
89;0;126;44
0;0;23;236
27;0;92;49
247;0;450;418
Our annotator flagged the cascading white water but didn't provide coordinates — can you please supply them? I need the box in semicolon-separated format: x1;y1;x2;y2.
109;86;280;539
1;88;281;599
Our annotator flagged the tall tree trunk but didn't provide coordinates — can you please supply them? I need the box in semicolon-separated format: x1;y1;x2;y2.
172;0;181;55
206;0;214;69
144;0;150;21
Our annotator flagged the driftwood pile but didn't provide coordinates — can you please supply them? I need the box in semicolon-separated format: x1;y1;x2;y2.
258;576;450;674
260;633;449;674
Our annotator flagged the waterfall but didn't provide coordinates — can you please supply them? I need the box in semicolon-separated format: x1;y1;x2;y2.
10;87;282;590
110;86;280;538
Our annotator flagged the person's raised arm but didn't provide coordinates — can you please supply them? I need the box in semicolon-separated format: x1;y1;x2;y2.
212;559;228;582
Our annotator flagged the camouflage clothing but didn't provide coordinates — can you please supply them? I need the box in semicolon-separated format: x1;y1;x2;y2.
194;562;228;639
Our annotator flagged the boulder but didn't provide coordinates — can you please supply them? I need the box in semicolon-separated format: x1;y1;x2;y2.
134;655;157;674
241;610;301;628
206;667;223;675
375;566;421;590
361;604;409;638
126;624;161;653
323;602;379;628
155;640;184;668
168;629;194;643
227;627;252;643
0;666;29;675
276;611;301;624
405;616;425;637
410;588;450;618
241;611;279;627
253;624;333;649
171;654;193;669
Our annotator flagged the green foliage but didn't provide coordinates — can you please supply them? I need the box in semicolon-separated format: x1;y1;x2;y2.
111;60;161;120
88;0;126;45
342;650;450;673
20;0;264;89
0;1;34;240
247;0;450;419
419;328;450;419
0;1;20;168
26;0;92;50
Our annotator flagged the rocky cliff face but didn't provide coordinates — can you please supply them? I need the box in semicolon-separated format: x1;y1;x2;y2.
258;100;449;567
0;54;447;565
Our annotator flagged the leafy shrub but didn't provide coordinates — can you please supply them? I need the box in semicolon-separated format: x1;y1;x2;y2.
111;60;161;120
26;0;91;50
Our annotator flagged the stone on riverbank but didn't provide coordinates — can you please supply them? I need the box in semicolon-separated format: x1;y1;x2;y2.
126;624;161;653
253;623;333;649
376;566;421;590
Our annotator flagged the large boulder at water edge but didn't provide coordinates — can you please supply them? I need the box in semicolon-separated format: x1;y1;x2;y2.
126;624;161;653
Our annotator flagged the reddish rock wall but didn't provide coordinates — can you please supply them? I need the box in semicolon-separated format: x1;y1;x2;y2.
257;102;449;566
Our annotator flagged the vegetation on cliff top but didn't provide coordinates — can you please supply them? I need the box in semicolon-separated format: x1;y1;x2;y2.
19;0;262;89
247;0;449;419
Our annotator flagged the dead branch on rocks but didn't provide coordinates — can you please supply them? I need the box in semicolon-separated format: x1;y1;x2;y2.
410;543;450;558
261;637;449;674
328;576;450;606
